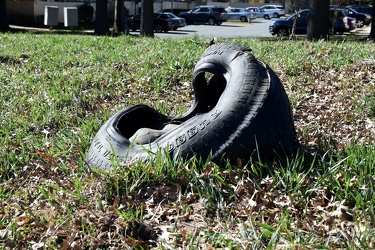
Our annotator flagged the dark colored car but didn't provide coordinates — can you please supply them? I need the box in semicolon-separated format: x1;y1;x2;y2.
342;7;372;28
346;17;358;31
162;12;186;30
349;5;373;16
178;6;228;25
269;8;354;36
126;13;172;33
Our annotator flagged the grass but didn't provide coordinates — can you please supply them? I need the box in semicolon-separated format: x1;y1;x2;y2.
0;31;375;249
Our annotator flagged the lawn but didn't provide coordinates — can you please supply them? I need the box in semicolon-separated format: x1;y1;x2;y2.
0;32;375;249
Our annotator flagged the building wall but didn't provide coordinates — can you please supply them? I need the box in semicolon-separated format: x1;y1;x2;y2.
34;2;97;23
7;0;199;23
153;1;196;13
249;0;266;6
7;0;290;25
7;0;34;23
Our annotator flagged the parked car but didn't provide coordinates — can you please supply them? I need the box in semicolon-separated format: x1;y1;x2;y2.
346;17;358;31
247;7;276;19
269;8;354;36
226;7;256;22
342;7;372;28
178;6;228;25
162;12;186;30
126;13;172;32
260;5;285;18
331;9;356;33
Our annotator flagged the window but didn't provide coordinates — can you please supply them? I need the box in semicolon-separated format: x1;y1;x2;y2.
298;11;309;20
191;8;199;13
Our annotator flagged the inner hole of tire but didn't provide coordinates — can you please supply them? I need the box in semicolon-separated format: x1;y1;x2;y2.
117;71;227;144
200;71;227;112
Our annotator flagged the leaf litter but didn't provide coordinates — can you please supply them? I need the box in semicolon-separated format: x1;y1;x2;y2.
1;40;375;249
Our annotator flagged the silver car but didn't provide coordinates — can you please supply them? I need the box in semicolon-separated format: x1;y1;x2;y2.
226;7;257;22
247;7;276;19
259;5;285;18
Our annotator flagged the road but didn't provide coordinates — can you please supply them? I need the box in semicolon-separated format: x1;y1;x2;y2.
150;18;371;38
140;19;274;38
148;18;371;39
10;19;273;37
10;17;370;38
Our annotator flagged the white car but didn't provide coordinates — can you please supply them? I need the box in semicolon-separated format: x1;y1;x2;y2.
260;5;285;18
247;7;276;19
226;7;257;22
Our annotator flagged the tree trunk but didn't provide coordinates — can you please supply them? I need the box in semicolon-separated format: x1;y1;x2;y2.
369;1;375;40
306;0;330;41
140;0;154;37
113;0;125;34
0;0;9;32
95;0;109;35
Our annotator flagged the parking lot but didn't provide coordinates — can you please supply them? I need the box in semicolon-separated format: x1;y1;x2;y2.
10;18;371;38
133;18;371;39
133;19;273;38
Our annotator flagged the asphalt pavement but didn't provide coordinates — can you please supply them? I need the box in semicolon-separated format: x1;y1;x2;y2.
10;19;371;39
152;19;273;38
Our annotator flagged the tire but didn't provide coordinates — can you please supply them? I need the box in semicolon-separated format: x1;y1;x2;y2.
86;43;300;170
240;16;248;22
264;14;270;19
277;28;289;36
208;17;216;25
273;13;280;18
154;25;163;33
124;25;130;35
356;19;364;28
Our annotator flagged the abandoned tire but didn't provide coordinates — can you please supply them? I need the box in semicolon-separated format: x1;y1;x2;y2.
86;43;300;170
187;43;300;164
